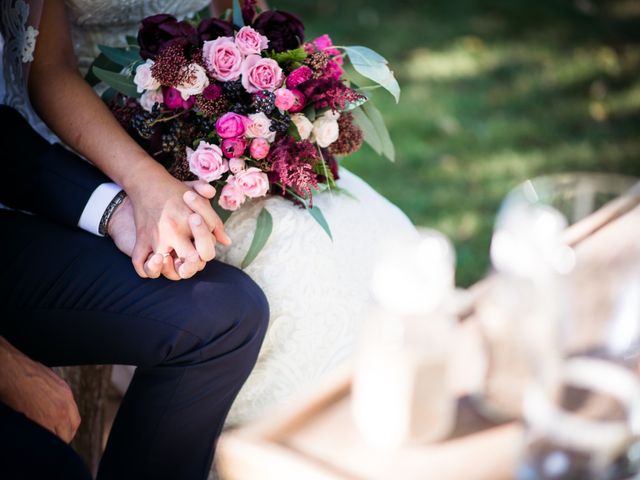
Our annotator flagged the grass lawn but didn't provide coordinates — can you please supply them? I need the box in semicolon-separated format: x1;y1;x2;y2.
275;0;640;286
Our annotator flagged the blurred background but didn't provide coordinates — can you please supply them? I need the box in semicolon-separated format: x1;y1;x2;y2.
276;0;640;286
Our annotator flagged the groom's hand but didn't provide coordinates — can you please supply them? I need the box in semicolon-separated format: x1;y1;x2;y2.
108;181;226;280
0;337;81;443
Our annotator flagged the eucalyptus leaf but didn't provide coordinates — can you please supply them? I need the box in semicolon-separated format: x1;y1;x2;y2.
85;53;120;87
352;106;383;155
211;198;233;224
343;46;400;103
241;207;273;268
98;45;141;67
308;206;333;241
232;0;245;27
93;67;140;98
192;5;212;23
343;94;368;111
303;105;316;122
101;87;117;103
362;101;395;162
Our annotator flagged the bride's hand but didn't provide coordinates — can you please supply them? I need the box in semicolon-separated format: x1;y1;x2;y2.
109;179;230;280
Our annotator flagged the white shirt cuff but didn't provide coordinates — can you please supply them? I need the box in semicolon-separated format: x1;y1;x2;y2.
78;183;122;236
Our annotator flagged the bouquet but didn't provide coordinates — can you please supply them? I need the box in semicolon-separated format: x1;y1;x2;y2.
88;0;399;267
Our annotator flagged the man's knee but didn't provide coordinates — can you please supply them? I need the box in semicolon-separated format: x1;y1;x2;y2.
159;263;269;366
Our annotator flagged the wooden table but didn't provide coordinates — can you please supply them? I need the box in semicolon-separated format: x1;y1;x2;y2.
216;181;640;480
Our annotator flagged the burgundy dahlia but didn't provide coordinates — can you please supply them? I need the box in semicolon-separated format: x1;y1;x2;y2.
252;10;305;52
197;18;235;43
138;14;198;60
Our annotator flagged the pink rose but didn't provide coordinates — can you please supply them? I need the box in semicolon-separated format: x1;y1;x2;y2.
241;55;283;93
221;137;247;158
286;65;313;89
163;87;195;110
202;37;243;81
187;141;229;182
229;157;246;174
287;89;306;113
249;137;270;160
235;167;269;198
219;177;246;211
216;112;248;138
134;59;160;93
235;26;269;55
246;112;275;142
274;88;296;111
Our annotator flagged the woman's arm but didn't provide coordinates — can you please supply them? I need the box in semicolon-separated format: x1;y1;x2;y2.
28;0;230;279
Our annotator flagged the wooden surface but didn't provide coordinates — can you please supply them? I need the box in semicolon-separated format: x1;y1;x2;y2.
216;182;640;480
55;365;113;476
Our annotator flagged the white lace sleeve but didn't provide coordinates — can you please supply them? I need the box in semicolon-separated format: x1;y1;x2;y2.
1;0;59;143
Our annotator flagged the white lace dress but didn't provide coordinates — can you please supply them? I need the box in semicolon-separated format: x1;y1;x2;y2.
4;0;418;433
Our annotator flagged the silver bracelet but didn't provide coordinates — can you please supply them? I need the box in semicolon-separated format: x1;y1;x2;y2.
99;190;127;237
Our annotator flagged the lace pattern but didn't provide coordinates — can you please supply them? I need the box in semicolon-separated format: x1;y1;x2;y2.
0;0;59;143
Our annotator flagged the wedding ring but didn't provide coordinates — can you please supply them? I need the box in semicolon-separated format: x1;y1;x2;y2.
158;252;171;258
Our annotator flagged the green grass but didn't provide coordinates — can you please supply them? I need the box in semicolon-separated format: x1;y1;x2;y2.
275;0;640;286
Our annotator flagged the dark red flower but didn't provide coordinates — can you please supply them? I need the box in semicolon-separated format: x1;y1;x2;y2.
138;14;197;60
197;18;235;43
252;10;305;53
242;0;258;25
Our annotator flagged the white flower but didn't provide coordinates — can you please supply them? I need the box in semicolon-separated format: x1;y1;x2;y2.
21;25;39;63
133;59;160;93
176;63;209;100
139;89;164;113
246;112;276;142
290;113;313;140
312;113;340;148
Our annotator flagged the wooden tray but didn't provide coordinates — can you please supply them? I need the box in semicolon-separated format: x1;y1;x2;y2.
216;181;640;480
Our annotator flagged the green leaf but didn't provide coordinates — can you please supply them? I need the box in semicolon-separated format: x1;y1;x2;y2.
308;206;333;241
192;5;212;23
362;101;395;161
93;67;140;98
101;87;117;103
241;207;273;268
288;122;302;141
352;106;383;155
343;46;400;103
98;45;141;67
303;105;316;122
125;36;138;47
233;0;245;27
85;53;121;87
266;47;308;65
343;94;368;111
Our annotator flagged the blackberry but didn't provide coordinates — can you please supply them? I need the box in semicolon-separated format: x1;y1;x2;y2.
269;110;290;133
222;80;246;103
131;111;155;139
230;102;250;115
194;114;215;134
252;90;276;114
161;131;180;154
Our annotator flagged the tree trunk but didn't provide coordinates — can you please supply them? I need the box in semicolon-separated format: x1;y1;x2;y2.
55;365;113;477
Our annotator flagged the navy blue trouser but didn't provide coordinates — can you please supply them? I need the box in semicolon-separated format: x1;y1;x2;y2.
0;209;269;479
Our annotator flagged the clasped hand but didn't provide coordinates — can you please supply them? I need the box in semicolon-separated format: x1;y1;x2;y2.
109;177;231;280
